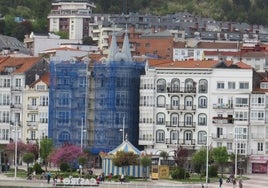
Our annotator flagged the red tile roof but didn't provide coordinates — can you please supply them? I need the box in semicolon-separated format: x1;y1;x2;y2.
0;56;42;73
29;72;50;88
148;59;251;69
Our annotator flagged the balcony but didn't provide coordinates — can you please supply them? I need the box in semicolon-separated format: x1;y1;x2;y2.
251;133;265;139
166;139;196;146
166;104;196;111
166;87;196;94
27;121;38;127
138;139;154;146
27;105;38;110
212;117;234;124
213;103;233;109
211;133;233;139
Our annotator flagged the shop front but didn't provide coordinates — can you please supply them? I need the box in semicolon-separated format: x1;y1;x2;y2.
250;156;268;174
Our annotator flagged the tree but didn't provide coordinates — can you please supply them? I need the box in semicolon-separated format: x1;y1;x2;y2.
174;146;188;167
140;155;152;180
192;147;207;175
212;146;228;177
112;151;139;176
49;144;85;171
22;152;35;175
40;137;53;171
159;151;169;165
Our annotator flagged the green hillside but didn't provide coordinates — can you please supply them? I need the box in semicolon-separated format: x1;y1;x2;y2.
0;0;267;41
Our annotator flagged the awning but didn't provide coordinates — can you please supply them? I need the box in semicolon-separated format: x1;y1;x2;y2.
251;160;267;164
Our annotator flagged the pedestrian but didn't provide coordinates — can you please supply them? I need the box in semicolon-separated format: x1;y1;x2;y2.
47;171;51;184
239;179;243;188
108;173;113;181
219;177;223;188
233;178;236;188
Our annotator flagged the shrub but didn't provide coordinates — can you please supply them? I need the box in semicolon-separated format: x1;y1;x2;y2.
171;167;186;180
208;165;218;177
60;163;70;172
33;163;44;174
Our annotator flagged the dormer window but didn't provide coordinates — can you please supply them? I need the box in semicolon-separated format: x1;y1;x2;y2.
36;85;45;91
260;82;268;89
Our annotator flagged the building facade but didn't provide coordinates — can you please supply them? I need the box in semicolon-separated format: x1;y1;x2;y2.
48;0;96;40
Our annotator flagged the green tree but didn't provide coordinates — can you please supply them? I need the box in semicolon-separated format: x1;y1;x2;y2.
159;151;169;165
112;151;139;176
22;152;35;175
140;155;152;180
212;146;228;177
40;137;53;171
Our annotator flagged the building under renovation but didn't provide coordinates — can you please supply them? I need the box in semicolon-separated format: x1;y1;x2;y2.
90;32;145;154
48;59;88;147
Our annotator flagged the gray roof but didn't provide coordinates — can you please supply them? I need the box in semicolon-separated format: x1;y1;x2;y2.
0;35;31;55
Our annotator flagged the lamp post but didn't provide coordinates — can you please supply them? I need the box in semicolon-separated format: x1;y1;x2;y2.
119;115;125;142
205;134;210;187
234;134;238;179
14;121;18;180
80;117;86;152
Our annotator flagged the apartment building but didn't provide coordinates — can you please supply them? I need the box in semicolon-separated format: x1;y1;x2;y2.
0;56;49;166
48;0;96;40
138;59;260;173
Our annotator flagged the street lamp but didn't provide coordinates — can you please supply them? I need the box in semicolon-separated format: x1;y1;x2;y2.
234;134;238;179
205;134;211;187
14;121;18;180
80;117;86;152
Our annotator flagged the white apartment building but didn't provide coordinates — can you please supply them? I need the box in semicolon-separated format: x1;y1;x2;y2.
138;59;267;174
48;0;96;40
23;73;49;144
0;56;49;149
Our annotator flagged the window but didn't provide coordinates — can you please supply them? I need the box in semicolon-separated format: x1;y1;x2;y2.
184;131;192;140
199;79;208;93
40;96;48;106
198;114;207;126
198;131;206;144
171;96;179;109
258;142;263;151
157;95;165;107
30;130;36;140
171;113;179;126
170;131;179;142
198;96;207;108
227;142;232;150
184;114;193;126
185;97;193;107
15;78;21;87
58;93;70;106
15;95;21;104
36;85;45;90
228;82;235;89
251;110;264;121
171;78;180;92
217;82;224;89
156;130;165;143
217;127;223;138
251;95;264;107
235;98;248;107
235;111;248;121
156;113;165;125
239;82;249;89
157;79;166;93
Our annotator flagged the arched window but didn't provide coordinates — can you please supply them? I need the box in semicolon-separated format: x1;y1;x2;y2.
157;79;166;93
59;131;70;143
171;78;180;92
198;96;207;108
156;130;165;143
198;113;207;126
184;113;193;126
184;131;193;145
185;96;194;109
156;113;165;125
157;95;166;107
198;131;207;145
199;79;208;93
170;113;179;126
171;96;179;109
170;130;179;144
185;78;195;92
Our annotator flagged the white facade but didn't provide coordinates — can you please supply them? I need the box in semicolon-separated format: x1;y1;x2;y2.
23;79;49;144
138;60;264;173
48;0;96;40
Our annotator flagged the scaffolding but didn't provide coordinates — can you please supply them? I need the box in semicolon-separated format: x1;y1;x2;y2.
91;60;145;154
49;60;88;147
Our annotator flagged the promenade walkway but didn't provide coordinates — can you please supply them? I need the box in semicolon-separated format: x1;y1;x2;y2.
0;170;267;188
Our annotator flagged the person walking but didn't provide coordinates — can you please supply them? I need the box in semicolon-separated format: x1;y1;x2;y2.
46;171;51;184
239;179;243;188
219;177;223;188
